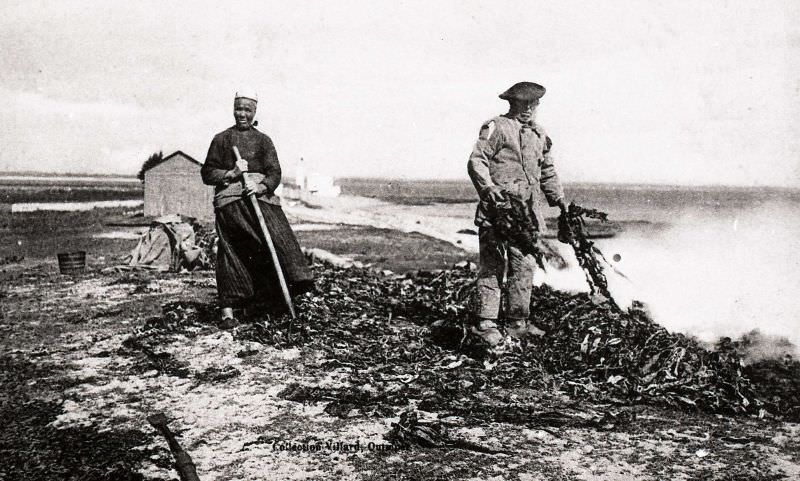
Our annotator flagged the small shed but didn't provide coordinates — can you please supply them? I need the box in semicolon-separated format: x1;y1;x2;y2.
143;151;214;221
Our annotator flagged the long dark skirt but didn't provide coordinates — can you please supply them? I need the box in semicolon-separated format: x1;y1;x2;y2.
215;199;314;309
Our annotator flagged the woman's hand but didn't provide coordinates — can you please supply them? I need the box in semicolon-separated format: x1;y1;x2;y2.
243;179;268;196
222;165;244;184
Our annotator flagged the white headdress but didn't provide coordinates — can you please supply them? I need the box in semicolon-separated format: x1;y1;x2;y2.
234;90;258;102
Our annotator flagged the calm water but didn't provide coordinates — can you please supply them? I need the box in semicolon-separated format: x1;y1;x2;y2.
340;177;800;222
342;178;800;346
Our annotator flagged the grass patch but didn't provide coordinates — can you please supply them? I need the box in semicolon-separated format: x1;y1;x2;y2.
0;183;142;204
1;208;138;264
296;225;475;273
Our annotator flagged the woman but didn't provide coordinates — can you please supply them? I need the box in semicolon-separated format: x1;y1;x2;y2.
201;91;314;325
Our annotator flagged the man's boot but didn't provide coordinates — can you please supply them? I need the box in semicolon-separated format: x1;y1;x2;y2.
505;318;545;339
469;318;504;347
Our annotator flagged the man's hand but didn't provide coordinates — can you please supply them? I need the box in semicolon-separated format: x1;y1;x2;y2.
483;185;506;204
557;202;573;244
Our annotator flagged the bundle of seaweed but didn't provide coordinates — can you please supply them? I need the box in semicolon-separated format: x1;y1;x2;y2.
559;203;620;310
387;409;513;454
488;192;542;263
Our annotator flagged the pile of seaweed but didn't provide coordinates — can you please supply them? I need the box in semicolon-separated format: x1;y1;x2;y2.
118;301;236;383
158;262;799;422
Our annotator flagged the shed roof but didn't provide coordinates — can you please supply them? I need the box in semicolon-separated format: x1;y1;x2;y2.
143;150;201;173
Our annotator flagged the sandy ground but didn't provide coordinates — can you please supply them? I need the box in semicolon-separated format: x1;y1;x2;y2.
2;200;799;480
3;267;799;481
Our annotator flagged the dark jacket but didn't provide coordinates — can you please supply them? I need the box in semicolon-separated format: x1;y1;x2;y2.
201;126;282;206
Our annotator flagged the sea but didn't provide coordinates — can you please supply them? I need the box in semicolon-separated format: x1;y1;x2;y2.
340;178;800;348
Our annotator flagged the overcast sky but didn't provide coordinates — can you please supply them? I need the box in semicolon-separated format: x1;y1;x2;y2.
1;0;798;186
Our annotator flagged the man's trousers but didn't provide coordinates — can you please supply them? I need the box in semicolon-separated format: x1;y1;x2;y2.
475;226;536;321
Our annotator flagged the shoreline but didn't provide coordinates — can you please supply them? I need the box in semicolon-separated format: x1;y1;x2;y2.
10;199;144;212
283;194;481;253
283;194;607;296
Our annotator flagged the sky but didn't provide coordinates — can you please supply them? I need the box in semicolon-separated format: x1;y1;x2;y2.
1;0;799;186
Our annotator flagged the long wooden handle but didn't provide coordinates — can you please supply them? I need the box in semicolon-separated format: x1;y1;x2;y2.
233;147;296;318
147;413;201;481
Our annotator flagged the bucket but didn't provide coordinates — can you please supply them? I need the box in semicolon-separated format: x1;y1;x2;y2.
57;251;86;274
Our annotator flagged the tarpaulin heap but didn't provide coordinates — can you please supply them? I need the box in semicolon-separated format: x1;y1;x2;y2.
126;215;212;272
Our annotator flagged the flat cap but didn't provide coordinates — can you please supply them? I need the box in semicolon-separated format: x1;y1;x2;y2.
499;82;546;101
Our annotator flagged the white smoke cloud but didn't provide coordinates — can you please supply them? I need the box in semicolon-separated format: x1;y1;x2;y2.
597;201;800;350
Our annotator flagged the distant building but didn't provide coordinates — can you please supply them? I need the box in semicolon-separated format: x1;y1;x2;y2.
293;157;341;198
305;173;341;197
143;151;214;221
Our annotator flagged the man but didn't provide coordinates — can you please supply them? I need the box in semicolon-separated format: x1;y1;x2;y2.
467;81;568;346
201;91;314;326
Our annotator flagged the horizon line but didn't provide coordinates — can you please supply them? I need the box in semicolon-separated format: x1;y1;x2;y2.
1;170;798;191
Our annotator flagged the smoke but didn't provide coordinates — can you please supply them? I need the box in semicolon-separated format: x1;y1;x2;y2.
729;330;797;365
595;200;800;357
537;243;637;311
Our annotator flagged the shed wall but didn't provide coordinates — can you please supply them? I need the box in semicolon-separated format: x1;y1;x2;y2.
143;159;214;220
